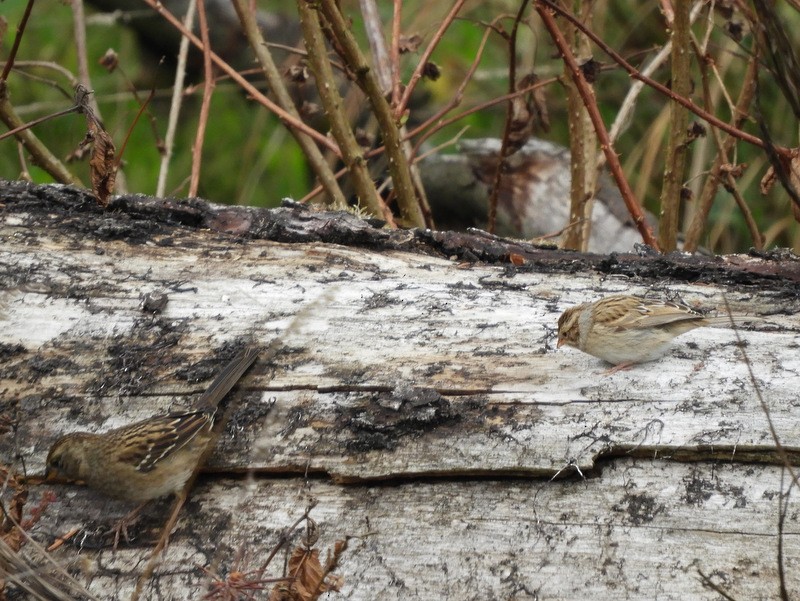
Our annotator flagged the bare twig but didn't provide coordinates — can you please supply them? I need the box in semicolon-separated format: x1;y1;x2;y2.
411;76;550;154
157;0;196;198
535;2;660;250
727;183;764;250
359;0;434;227
141;0;341;155
298;74;552;208
684;54;759;251
658;0;691;252
114;89;155;171
777;468;792;601
395;0;467;120
16;140;32;180
317;0;425;227
255;501;318;579
359;0;392;94
692;39;763;252
697;568;738;601
7;61;78;93
0;88;83;185
0;0;83;186
70;0;97;116
415;125;470;162
232;0;347;208
188;0;215;198
537;0;786;157
487;0;530;234
297;0;391;223
410;21;495;155
299;76;549;206
390;0;402;107
0;103;80;143
0;0;34;82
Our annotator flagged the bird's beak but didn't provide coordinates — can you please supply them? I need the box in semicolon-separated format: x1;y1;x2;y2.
557;337;565;348
43;465;65;483
43;468;76;485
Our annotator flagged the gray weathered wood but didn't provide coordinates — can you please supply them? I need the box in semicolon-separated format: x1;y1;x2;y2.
1;180;798;600
40;460;799;600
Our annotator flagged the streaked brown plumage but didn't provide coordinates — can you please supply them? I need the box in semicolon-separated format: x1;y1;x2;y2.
46;347;259;501
557;295;757;369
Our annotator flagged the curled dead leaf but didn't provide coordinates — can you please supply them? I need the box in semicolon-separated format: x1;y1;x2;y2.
88;124;117;208
398;33;422;54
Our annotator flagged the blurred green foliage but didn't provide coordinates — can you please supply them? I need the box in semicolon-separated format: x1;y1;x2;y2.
1;0;799;251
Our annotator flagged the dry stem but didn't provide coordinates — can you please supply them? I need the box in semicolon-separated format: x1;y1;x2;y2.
535;2;659;250
296;0;390;223
232;0;347;208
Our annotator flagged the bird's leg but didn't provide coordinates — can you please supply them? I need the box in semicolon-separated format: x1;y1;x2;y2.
599;362;636;376
151;489;188;556
112;501;150;551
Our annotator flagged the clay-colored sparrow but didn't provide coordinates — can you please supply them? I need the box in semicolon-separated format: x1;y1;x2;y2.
46;347;258;502
557;295;756;371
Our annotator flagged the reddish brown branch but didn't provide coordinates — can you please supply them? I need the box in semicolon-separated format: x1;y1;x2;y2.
395;0;468;120
537;0;787;157
409;22;495;155
141;0;341;156
189;0;215;198
0;0;35;82
684;43;761;252
535;3;660;250
658;0;691;252
487;0;530;234
390;0;402;108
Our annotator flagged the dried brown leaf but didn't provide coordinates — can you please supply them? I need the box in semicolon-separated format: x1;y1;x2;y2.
398;33;422;54
286;64;309;84
88;122;117;208
422;62;441;81
99;49;119;73
288;547;324;600
506;72;549;153
720;162;746;178
268;583;293;601
761;165;776;195
578;58;601;84
74;85;117;207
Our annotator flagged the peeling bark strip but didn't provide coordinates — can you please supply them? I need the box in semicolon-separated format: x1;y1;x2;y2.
1;180;799;599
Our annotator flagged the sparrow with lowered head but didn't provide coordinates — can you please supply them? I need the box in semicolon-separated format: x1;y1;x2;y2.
557;295;757;372
45;347;258;543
